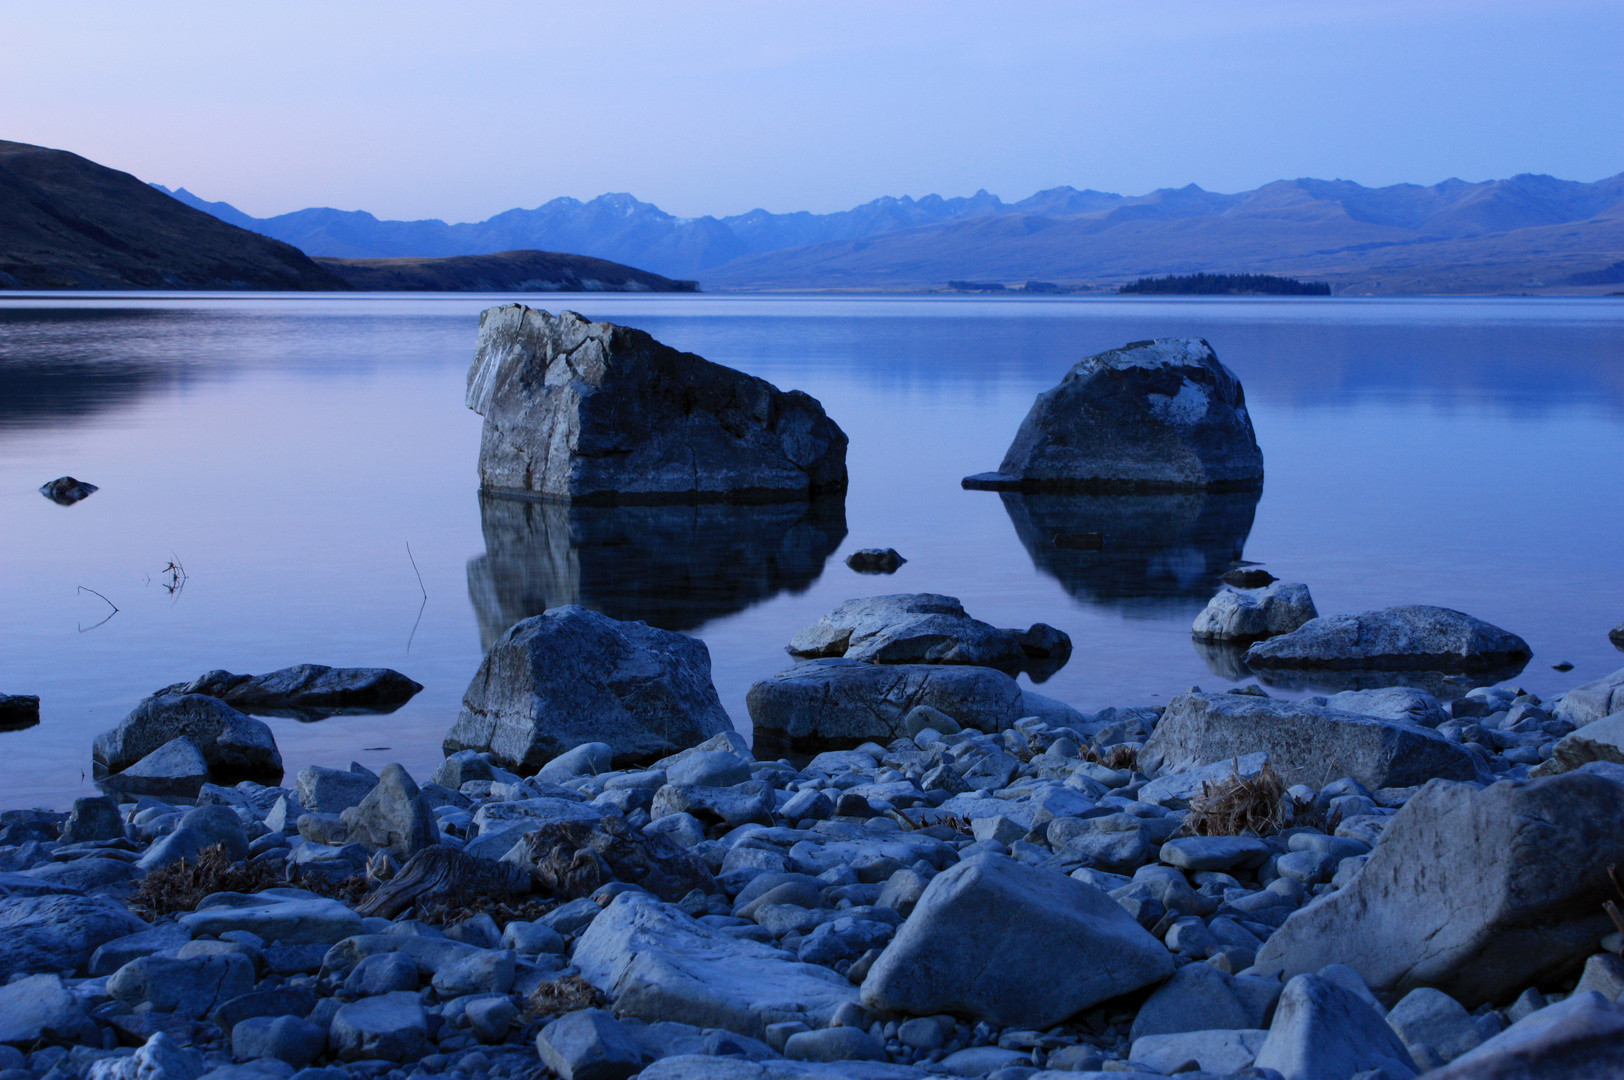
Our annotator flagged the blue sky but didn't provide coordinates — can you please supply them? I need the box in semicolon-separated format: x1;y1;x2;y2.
7;0;1621;221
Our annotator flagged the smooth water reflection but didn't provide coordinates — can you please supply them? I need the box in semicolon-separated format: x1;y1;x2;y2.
466;492;847;646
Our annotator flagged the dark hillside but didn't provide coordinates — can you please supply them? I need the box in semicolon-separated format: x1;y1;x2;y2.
315;250;698;292
0;141;346;290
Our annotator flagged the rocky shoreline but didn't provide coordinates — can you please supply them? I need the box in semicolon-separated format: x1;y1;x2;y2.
6;595;1624;1080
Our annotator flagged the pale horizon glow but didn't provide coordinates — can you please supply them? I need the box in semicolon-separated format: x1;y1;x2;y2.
5;0;1622;223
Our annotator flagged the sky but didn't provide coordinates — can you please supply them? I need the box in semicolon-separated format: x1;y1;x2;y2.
6;0;1622;223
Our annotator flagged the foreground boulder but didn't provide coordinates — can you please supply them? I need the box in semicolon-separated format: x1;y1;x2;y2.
93;694;282;776
444;605;733;773
466;305;848;502
155;664;422;715
860;853;1174;1028
1191;582;1317;641
1140;690;1484;790
1253;769;1624;1006
573;892;859;1038
0;894;148;981
1245;605;1531;673
962;338;1263;493
747;658;1043;751
786;594;1066;674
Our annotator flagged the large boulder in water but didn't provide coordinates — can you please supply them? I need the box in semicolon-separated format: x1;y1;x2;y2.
1245;605;1531;673
1140;690;1484;790
466;305;848;502
962;338;1263;493
443;605;733;773
1253;768;1624;1007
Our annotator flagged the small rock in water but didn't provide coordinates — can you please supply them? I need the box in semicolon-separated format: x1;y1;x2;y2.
845;548;907;574
39;476;98;505
1222;567;1277;588
0;694;40;729
1553;661;1575;671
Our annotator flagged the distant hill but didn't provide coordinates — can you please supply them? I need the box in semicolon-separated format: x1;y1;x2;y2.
157;171;1624;294
315;250;697;293
0;141;345;290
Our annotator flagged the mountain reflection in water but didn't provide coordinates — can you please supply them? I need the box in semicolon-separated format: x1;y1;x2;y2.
995;489;1261;612
467;492;847;646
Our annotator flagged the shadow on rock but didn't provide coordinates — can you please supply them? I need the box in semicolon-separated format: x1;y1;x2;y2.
467;491;847;646
996;489;1260;612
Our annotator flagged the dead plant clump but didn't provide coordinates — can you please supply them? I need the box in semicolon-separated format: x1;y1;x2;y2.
419;894;555;929
525;974;607;1021
1182;761;1289;838
129;843;375;920
1082;743;1139;772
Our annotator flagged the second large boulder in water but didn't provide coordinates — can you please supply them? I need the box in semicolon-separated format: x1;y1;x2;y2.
466;305;848;502
963;338;1263;493
443;605;733;773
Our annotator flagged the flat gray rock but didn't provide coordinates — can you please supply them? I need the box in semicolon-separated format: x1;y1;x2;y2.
747;658;1026;749
93;693;282;775
180;896;362;946
1140;690;1484;790
535;1008;643;1080
328;991;427;1062
466;305;847;502
0;893;148;980
1254;770;1624;1006
1160;836;1273;872
573;892;859;1039
1245;605;1531;673
786;594;1028;671
962;338;1263;493
860;852;1173;1028
445;605;733;773
102;735;211;797
0;973;95;1044
1326;687;1448;728
295;765;377;814
1192;583;1317;642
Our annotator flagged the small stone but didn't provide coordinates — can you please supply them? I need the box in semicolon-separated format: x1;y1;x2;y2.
295;764;378;815
328;992;427;1063
344;952;419;997
665;751;752;788
232;1016;326;1068
431;949;516;996
1160;836;1273;872
846;548;907;574
59;796;124;845
783;1027;886;1062
500;920;566;956
465;996;517;1044
1253;973;1416;1079
535;1008;642;1080
0;974;94;1045
1574;952;1624;1001
1384;987;1482;1062
86;1033;201;1080
339;763;439;860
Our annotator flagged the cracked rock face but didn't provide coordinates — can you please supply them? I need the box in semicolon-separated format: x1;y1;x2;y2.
466;305;848;504
963;338;1263;494
1253;769;1624;1006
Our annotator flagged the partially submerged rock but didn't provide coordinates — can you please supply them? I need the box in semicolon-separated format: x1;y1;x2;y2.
1254;769;1624;1006
93;694;282;778
1140;690;1484;790
0;693;40;729
860;852;1173;1028
962;338;1263;494
466;305;848;502
39;476;98;504
444;605;733;773
155;664;422;718
846;548;906;574
786;594;1065;675
1191;582;1317;642
1245;605;1532;673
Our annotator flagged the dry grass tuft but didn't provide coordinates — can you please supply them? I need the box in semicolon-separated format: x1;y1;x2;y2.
129;843;287;920
524;974;608;1021
1082;743;1139;772
129;843;375;920
419;894;555;929
1182;761;1288;838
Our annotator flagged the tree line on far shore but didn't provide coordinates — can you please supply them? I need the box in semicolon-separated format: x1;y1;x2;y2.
1120;273;1331;296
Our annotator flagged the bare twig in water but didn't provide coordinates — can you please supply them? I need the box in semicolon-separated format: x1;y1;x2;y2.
405;540;427;651
160;554;188;596
406;541;427;598
76;586;118;632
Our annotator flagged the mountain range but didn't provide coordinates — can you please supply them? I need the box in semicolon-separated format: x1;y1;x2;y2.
160;172;1624;294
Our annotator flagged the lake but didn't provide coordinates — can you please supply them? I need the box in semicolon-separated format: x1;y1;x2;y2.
2;293;1622;809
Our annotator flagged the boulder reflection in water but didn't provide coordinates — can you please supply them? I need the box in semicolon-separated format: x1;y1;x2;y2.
467;492;847;646
995;489;1261;612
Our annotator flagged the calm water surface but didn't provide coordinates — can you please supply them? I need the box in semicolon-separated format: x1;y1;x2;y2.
2;293;1622;808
